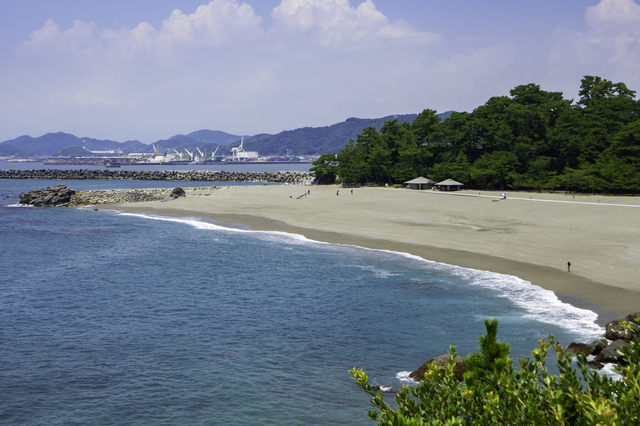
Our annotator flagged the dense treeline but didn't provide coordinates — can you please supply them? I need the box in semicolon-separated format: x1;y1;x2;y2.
312;76;640;193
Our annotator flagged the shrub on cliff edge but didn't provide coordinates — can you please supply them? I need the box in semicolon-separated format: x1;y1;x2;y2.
351;318;640;425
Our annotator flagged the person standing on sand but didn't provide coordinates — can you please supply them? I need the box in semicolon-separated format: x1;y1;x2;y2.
567;261;571;272
337;190;339;196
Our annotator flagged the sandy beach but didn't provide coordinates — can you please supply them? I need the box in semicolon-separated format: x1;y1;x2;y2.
111;184;640;322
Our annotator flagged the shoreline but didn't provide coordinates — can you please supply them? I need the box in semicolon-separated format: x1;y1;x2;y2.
111;208;621;327
108;185;640;323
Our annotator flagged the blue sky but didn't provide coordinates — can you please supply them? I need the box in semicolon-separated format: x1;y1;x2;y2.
2;0;638;143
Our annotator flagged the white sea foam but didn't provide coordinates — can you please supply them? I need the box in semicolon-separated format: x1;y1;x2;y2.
452;267;603;338
355;265;401;279
599;362;623;381
348;245;603;338
396;371;416;384
6;203;32;208
116;211;603;339
118;212;323;246
340;245;604;339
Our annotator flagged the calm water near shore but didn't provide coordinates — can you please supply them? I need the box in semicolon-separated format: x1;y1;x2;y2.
0;177;604;425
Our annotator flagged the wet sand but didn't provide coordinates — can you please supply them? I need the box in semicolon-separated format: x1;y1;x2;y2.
110;185;640;321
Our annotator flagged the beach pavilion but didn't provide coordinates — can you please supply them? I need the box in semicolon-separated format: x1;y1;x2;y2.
435;179;464;191
404;176;435;190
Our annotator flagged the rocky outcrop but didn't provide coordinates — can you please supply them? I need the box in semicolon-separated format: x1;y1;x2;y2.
19;184;76;207
19;185;216;206
410;354;467;382
0;169;312;184
589;339;608;356
406;311;640;385
595;340;630;364
566;342;592;355
166;187;186;200
605;320;640;341
588;360;605;370
565;312;639;369
604;312;640;341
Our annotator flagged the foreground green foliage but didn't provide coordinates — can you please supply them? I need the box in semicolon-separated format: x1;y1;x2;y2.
351;319;640;425
331;76;640;193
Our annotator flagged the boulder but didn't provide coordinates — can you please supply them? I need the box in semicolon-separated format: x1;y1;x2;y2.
587;360;605;370
566;342;592;355
161;187;187;202
595;340;630;364
19;185;75;207
588;339;608;356
409;354;467;382
624;311;640;323
604;320;640;341
168;187;186;199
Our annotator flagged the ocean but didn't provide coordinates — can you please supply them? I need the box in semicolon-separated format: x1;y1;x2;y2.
0;165;604;425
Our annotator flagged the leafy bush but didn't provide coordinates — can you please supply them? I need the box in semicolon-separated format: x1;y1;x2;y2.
351;319;640;425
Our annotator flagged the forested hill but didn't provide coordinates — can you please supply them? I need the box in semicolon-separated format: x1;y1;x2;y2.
0;133;147;157
1;114;456;157
0;130;241;158
226;113;453;156
312;76;640;194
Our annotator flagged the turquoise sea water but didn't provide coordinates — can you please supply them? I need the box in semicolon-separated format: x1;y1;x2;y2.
0;176;604;425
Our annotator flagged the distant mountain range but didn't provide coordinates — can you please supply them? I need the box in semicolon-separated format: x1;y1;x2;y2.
0;111;454;158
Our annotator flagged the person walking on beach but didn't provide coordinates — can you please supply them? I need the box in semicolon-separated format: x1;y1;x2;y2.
567;261;571;272
351;189;353;195
336;190;339;196
290;193;292;198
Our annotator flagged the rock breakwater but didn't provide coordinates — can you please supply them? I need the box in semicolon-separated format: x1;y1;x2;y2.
43;158;134;166
1;169;312;184
20;185;214;207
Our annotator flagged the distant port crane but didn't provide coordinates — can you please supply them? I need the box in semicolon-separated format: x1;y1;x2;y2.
211;145;220;159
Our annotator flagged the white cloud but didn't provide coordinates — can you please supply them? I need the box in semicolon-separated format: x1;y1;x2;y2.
20;0;436;58
156;0;264;48
8;0;518;142
586;0;640;28
20;0;264;59
21;19;101;55
549;0;640;89
430;45;517;75
271;0;438;45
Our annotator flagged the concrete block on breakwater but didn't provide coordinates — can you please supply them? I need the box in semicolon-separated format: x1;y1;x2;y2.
0;169;313;184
